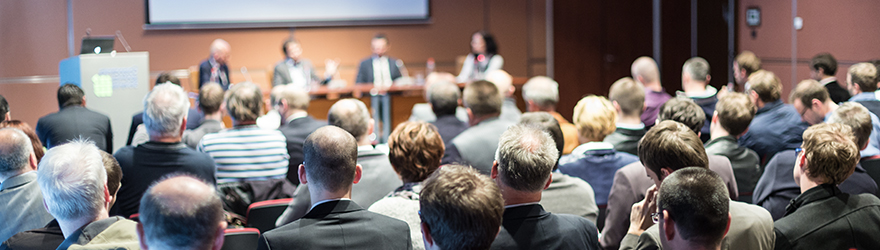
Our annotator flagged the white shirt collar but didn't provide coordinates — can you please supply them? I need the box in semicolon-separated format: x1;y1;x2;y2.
504;202;540;209
309;198;352;211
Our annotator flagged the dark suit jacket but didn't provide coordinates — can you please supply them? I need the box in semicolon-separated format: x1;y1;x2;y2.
775;184;880;250
431;115;468;147
199;59;230;90
278;116;326;185
825;80;851;104
603;127;646;156
36;106;112;153
355;56;402;84
259;200;412;250
491;204;600;250
1;220;64;250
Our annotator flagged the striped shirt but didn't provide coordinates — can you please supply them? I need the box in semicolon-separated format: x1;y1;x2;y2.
198;125;290;184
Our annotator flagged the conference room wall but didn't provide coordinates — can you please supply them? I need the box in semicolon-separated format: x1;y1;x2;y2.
0;0;547;128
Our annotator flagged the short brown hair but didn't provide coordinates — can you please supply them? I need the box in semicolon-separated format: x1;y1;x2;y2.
848;62;878;92
811;53;838;75
198;83;224;114
683;57;710;82
789;79;829;109
463;80;503;116
387;122;444;183
801;123;859;185
715;92;756;136
735;51;762;75
275;84;311;111
638;120;709;177
658;97;705;134
573;95;617;141
225;82;263;122
748;70;782;103
827;102;872;149
155;72;181;86
420;165;504;250
99;150;122;195
608;77;645;117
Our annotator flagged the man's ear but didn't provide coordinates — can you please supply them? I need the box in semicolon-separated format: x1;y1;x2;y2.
811;98;823;109
179;117;188;137
705;75;711;84
137;223;149;250
81;97;87;107
298;164;308;185
103;183;111;209
491;161;499;179
367;118;375;136
724;213;731;236
211;222;227;250
662;210;675;241
543;174;553;190
711;111;719;125
421;222;434;247
353;164;363;184
28;153;38;171
660;168;673;181
612;100;623;113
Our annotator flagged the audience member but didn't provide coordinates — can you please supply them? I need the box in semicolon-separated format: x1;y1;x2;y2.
620;121;773;250
0;94;8;122
37;140;139;249
738;70;807;161
705;92;761;203
355;34;403;85
732;50;762;92
846;62;880;116
36;83;112;152
408;72;469;123
137;175;226;250
0;128;52;243
754;102;880;219
419;165;504;250
182;82;226;149
604;77;647;155
522;76;579;154
631;56;671;128
112;83;216;218
259;126;411;250
485;70;522;122
601;97;739;250
559;95;638;230
276;98;401;225
369;121;445;250
457;31;503;82
256;85;286;130
520;112;599;222
790;79;880;158
441;80;516;174
490;125;600;249
656;167;731;250
678;57;717;142
810;53;850;103
127;73;205;146
275;84;326;185
0;120;45;162
426;80;469;146
272;38;333;88
774;123;880;250
199;39;232;90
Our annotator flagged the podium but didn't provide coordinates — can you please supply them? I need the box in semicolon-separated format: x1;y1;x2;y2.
59;52;150;153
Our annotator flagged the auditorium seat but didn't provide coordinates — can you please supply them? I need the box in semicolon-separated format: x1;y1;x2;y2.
246;198;293;232
188;65;200;93
221;228;261;250
129;213;139;222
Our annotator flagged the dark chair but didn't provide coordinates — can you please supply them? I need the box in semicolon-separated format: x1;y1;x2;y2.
246;198;293;233
129;213;139;222
221;228;261;250
861;158;880;188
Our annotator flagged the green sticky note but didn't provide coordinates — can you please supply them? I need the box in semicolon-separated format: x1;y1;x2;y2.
92;74;113;97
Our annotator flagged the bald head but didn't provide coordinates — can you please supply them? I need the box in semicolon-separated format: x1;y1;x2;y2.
328;99;371;140
0;128;34;179
139;175;224;250
632;57;660;85
486;70;514;97
303;126;359;193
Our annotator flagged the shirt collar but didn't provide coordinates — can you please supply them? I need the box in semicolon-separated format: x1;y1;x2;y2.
0;171;36;191
309;198;352;211
678;85;718;98
504;202;540;209
570;141;615;155
819;77;837;86
284;111;309;124
616;123;645;130
850;92;877;102
357;145;375;152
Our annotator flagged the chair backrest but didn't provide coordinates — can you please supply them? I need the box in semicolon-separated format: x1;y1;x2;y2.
221;228;261;250
246;198;293;233
861;158;880;187
129;213;140;222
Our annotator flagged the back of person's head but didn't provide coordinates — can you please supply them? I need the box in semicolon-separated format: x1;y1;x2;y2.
225;82;263;122
328;98;371;139
485;70;513;96
428;81;461;117
0;94;8;122
608;77;646;117
848;62;878;92
573;95;617;141
789;79;829;108
658;97;705;134
0;128;34;178
155;72;181;87
638;121;709;179
811;53;838;76
519;112;564;164
199;83;225;115
715;92;755;136
463;80;503;116
735;51;762;75
801;123;859;185
0;120;43;162
139;175;225;250
495;124;558;192
658;167;730;248
99;150;122;197
388;121;444;183
144;83;191;138
37;140;106;221
827;102;872;149
747;70;782;103
682;57;710;82
420;165;504;250
870;59;880;85
521;76;559;109
276;84;311;111
631;56;660;84
303;126;358;193
57;83;85;109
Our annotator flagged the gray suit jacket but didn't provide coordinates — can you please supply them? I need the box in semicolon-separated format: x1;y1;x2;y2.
408;103;469;124
620;200;775;250
540;172;599;223
500;98;522;122
0;172;53;243
182;119;224;149
444;117;516;175
272;58;327;87
275;148;403;226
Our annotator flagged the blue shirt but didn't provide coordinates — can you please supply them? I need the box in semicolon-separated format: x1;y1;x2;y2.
558;142;639;206
739;100;809;161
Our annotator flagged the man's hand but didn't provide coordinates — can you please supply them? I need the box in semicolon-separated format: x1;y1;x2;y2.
627;185;658;236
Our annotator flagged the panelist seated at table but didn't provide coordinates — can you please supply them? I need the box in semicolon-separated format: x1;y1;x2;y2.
457;31;504;83
355;34;404;85
272;38;337;89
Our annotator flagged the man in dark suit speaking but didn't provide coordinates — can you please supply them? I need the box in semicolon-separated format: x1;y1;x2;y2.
489;125;600;250
198;39;231;90
355;34;402;85
258;126;412;250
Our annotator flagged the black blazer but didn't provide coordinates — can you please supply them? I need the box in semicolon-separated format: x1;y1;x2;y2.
198;59;230;90
354;56;402;84
491;204;600;250
36;106;112;153
825;80;851;104
278;116;326;185
258;200;412;250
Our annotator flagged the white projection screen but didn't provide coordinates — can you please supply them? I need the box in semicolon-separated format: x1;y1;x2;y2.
145;0;430;30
